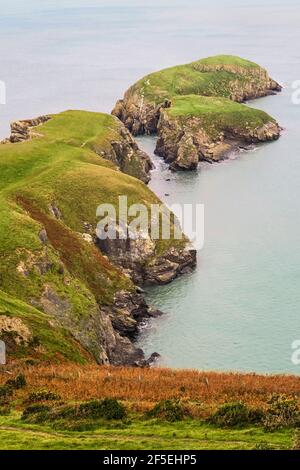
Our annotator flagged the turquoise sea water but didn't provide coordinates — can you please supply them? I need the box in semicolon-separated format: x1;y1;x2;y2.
1;0;300;373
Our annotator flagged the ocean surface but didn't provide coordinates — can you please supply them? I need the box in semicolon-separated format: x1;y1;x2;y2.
1;0;300;373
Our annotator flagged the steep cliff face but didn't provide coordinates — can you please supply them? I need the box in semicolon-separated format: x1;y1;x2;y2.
112;55;281;169
0;110;195;366
98;234;196;286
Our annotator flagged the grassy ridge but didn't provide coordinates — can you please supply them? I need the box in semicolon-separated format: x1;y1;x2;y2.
192;55;259;68
129;55;272;104
0;110;182;362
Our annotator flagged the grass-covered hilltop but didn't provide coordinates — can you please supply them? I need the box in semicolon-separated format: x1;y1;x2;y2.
113;55;282;170
0;110;195;367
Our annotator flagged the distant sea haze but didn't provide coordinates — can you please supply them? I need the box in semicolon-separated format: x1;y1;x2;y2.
1;0;300;373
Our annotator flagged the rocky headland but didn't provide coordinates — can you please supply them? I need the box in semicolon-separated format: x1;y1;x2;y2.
0;111;195;368
112;55;281;170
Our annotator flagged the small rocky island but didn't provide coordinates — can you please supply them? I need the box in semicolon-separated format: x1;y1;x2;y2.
113;55;281;170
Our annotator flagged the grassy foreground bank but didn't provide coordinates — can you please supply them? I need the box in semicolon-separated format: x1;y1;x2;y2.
0;364;300;450
0;413;293;450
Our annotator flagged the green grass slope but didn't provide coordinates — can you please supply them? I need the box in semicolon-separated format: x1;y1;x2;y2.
0;110;180;363
129;54;279;105
0;290;89;363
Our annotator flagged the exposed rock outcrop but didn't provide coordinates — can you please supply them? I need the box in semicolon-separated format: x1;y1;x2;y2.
156;108;281;169
97;226;196;286
112;98;172;136
144;246;197;285
0;316;33;346
40;284;151;366
1;115;52;144
94;123;153;183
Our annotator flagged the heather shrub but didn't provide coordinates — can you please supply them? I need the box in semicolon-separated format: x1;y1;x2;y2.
0;373;27;404
263;394;299;431
77;398;126;420
27;389;61;403
207;402;263;428
22;404;52;422
147;400;185;422
6;373;27;390
0;384;13;400
0;405;11;416
22;398;126;424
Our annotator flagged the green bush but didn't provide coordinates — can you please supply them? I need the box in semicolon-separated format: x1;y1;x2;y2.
96;398;126;420
22;398;126;423
78;398;126;420
22;404;51;421
0;373;27;404
0;384;13;399
147;400;185;422
0;405;11;416
1;373;27;403
207;402;263;428
27;389;61;403
6;373;27;390
263;394;299;432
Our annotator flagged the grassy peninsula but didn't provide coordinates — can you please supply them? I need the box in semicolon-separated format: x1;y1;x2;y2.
0;110;193;366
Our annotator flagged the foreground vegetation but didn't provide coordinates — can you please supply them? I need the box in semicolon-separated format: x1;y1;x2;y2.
1;364;300;450
0;413;294;450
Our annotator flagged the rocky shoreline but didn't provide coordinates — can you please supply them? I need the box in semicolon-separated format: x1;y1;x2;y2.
155;108;281;170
